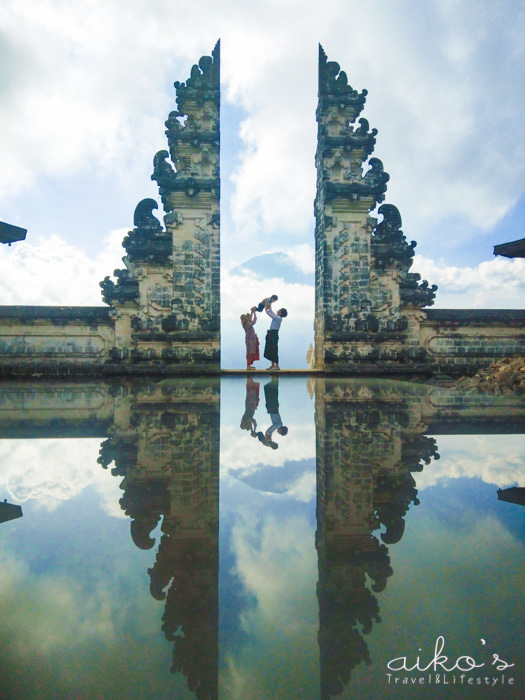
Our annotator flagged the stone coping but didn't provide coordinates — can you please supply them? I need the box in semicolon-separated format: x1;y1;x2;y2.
424;309;525;323
0;306;112;322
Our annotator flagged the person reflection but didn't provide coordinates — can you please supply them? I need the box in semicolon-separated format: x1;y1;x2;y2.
240;375;260;437
256;376;288;449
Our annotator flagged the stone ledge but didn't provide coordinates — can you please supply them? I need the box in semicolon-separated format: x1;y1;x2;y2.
424;309;525;325
326;332;407;342
0;306;112;323
133;332;218;342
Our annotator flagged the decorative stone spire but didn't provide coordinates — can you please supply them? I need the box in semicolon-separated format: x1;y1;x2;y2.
153;40;220;212
317;45;389;207
100;43;221;370
314;47;436;372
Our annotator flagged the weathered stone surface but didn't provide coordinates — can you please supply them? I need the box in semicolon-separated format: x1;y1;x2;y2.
314;47;437;372
99;42;221;372
420;310;525;374
313;47;521;376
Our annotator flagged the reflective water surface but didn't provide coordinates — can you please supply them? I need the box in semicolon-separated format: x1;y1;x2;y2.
0;376;523;699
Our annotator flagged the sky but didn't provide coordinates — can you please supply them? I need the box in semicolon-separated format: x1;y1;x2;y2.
1;0;525;348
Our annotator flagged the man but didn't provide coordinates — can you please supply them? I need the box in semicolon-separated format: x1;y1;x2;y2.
263;298;287;370
256;376;288;448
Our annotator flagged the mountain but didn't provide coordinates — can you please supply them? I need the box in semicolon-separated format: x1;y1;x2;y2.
230;458;316;496
229;252;314;286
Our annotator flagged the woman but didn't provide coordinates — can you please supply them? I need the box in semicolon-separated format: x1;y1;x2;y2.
240;375;260;434
240;308;259;370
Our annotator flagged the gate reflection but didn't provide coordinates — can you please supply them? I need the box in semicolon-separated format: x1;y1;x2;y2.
0;376;522;700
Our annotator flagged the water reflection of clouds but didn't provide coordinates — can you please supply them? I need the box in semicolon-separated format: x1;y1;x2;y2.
414;434;524;490
0;518;186;699
0;546;120;651
352;491;524;699
222;507;319;700
0;438;124;517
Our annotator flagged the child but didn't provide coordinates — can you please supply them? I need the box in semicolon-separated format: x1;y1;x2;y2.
253;294;278;313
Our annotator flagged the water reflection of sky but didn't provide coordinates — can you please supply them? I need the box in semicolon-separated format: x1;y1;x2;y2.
0;377;523;699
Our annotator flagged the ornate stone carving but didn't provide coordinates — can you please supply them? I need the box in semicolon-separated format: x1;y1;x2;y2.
315;387;440;695
151;150;177;193
97;380;219;697
400;272;438;307
318;45;367;119
100;268;139;305
152;41;220;212
121;199;172;265
98;45;220;370
315;48;439;370
317;45;389;207
372;204;416;270
324;157;389;203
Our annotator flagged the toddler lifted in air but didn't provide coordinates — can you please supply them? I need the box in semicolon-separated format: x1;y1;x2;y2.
252;294;278;313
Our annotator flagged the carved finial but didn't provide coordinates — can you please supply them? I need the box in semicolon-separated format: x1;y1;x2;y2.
318;44;367;112
376;203;402;233
372;203;417;270
174;41;220;96
133;198;162;232
152;150;177;186
363;158;390;202
120;198;171;265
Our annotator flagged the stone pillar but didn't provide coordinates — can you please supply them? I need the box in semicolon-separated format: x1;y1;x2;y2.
100;43;221;371
314;46;436;373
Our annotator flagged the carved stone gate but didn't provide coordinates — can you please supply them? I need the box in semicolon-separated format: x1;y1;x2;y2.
0;42;523;377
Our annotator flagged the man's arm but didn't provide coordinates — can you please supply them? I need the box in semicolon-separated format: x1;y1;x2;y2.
265;306;278;319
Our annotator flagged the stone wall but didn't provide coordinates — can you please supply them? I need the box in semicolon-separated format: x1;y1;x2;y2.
421;309;525;373
0;306;114;377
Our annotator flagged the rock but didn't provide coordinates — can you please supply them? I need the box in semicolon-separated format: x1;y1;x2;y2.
453;357;525;394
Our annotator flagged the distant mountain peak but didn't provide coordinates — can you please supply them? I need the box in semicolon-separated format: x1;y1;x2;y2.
229;252;314;286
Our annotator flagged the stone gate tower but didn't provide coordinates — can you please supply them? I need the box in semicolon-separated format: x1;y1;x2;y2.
101;42;221;370
314;46;437;373
1;42;522;377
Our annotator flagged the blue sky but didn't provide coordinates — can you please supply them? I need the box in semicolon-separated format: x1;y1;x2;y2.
1;0;524;338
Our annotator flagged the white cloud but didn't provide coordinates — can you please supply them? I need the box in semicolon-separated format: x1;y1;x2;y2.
285;244;315;275
222;507;319;698
221;269;314;321
414;254;525;308
0;229;125;305
414;434;524;490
